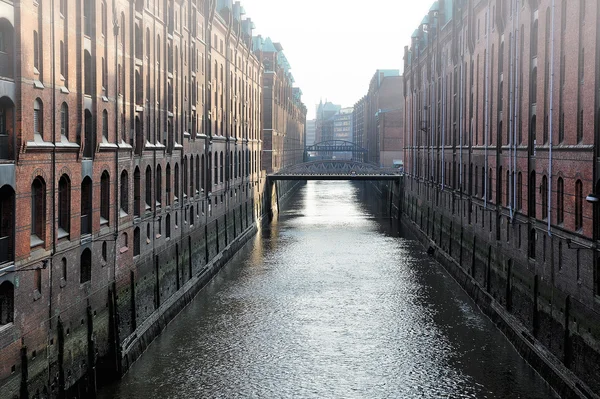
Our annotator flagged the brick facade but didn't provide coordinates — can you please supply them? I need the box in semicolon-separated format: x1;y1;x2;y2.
403;0;600;395
0;0;305;396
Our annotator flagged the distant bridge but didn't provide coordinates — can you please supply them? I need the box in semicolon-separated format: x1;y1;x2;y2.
269;160;402;181
304;140;367;160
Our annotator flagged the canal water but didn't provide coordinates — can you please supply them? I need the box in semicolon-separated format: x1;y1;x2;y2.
99;181;557;399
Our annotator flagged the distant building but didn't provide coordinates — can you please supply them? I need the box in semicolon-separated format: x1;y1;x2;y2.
353;97;367;162
352;70;404;167
315;101;341;144
333;107;354;159
254;36;307;173
306;119;316;147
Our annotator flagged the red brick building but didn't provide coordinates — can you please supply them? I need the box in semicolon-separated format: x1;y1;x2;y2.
403;0;600;395
253;36;306;174
0;0;304;396
353;70;404;167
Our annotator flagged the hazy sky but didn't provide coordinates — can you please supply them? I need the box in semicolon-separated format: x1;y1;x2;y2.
242;0;434;119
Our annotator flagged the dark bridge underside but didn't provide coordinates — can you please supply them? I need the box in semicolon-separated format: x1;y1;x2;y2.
270;160;402;181
269;175;401;181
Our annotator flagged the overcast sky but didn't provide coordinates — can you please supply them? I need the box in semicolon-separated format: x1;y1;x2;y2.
242;0;434;119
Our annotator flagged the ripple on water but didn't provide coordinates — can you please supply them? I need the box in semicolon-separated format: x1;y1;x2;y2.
98;182;557;399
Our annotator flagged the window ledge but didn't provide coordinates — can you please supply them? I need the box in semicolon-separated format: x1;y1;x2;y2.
119;209;128;218
120;246;129;254
57;228;69;240
100;217;109;226
30;235;44;248
33;290;41;301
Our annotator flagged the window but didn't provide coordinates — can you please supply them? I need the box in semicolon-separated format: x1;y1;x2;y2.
220;152;224;183
575;179;583;230
58;175;71;235
145;166;152;210
61;258;67;281
34;268;41;294
174;163;180;202
133;227;140;256
33;30;39;72
196;156;200;194
529;171;536;218
80;248;91;283
102;110;108;141
59;41;65;78
60;103;68;139
120;170;129;214
517;172;523;210
529;228;536;259
102;242;107;262
214;152;218;186
0;281;14;325
541;175;548;220
31;177;46;245
33;99;43;139
557;177;564;224
166;164;171;206
530;20;538;58
84;51;92;95
0;185;15;264
81;177;92;235
100;171;110;224
134;167;141;216
155;165;162;206
166;214;171;238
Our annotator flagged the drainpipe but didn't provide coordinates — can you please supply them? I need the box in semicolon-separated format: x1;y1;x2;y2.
460;48;464;197
484;3;491;208
442;62;446;191
48;0;56;384
547;0;555;235
513;0;520;221
508;0;515;220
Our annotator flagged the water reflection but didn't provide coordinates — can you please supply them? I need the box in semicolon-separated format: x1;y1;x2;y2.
99;181;556;399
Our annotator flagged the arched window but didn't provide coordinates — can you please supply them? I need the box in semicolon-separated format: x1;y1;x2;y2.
81;177;92;235
102;110;108;141
183;157;188;198
189;156;194;195
31;177;46;245
0;185;15;264
61;257;67;281
517;172;523;210
557;177;564;224
58;175;71;235
174;163;180;202
529;228;536;259
166;214;171;238
166;163;171;206
120;170;129;214
156;165;162;206
133;227;140;256
83;110;93;158
100;171;110;223
145;166;152;209
530;19;538;58
575;179;583;230
33;98;43;139
195;156;200;194
80;248;92;283
529;171;536;218
60;102;68;139
220;151;224;183
214;152;218;185
190;206;194;226
541;175;548;220
0;281;14;324
133;167;141;216
84;50;92;95
201;154;205;191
